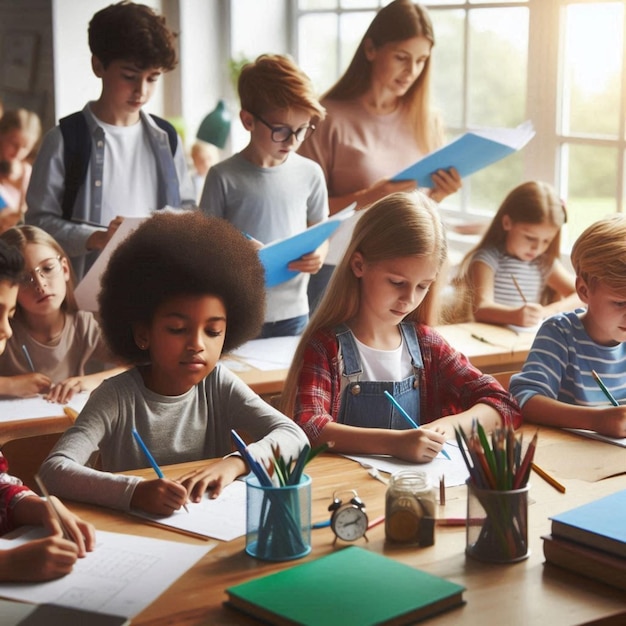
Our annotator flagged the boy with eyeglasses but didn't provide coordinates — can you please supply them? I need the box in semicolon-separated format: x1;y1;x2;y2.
199;54;329;338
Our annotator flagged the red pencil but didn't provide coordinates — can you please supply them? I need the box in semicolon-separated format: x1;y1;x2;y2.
513;430;537;489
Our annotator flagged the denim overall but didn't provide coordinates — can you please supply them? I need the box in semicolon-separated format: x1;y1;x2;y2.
336;322;423;429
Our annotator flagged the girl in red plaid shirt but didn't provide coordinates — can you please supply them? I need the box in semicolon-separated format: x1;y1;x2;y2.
282;192;521;463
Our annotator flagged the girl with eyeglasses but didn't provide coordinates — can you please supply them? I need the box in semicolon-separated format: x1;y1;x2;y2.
0;225;126;401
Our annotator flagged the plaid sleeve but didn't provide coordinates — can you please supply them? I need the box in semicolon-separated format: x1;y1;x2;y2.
418;325;522;429
293;330;343;442
0;452;35;535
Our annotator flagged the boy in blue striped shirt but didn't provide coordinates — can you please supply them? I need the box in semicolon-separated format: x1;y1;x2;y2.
510;215;626;438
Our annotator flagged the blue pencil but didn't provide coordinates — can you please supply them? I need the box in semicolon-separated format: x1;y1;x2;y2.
383;390;452;460
22;345;35;372
591;370;619;407
132;428;189;512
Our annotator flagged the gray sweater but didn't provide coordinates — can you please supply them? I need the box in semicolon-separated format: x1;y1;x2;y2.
39;365;307;511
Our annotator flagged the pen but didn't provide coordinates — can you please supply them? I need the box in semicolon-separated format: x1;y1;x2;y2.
132;428;189;512
22;344;35;372
34;473;72;541
510;274;528;304
231;429;273;487
531;462;566;494
591;369;619;407
383;390;451;460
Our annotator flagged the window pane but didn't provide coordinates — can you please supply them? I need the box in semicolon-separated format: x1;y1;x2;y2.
341;0;379;8
468;151;525;217
339;11;376;73
430;9;464;129
299;14;338;93
562;3;623;137
299;0;338;9
468;8;528;127
563;144;619;247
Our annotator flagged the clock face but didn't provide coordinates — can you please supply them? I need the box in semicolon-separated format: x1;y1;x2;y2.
332;506;368;541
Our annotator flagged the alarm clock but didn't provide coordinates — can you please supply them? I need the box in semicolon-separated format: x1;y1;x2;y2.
328;489;369;543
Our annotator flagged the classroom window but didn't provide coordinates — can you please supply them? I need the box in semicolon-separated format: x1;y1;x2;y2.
292;0;626;249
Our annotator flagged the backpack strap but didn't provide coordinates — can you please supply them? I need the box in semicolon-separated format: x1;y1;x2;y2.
59;112;177;222
59;112;91;221
149;114;178;157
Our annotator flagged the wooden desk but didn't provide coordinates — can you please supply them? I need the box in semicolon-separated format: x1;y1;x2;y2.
63;426;626;626
434;321;536;374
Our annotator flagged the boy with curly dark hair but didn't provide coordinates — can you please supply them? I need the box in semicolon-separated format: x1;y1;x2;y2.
27;1;195;279
39;211;307;516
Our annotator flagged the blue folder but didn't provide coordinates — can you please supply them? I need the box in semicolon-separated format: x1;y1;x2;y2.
259;219;344;288
392;123;535;188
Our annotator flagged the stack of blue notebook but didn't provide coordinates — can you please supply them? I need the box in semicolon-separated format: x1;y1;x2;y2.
543;490;626;590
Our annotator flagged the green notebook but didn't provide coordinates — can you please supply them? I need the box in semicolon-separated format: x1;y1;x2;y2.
225;546;465;626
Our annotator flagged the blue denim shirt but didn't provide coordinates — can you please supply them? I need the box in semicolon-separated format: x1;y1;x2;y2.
26;103;195;278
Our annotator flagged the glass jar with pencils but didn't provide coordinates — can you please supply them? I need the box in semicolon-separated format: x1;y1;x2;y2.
385;470;436;546
456;423;534;564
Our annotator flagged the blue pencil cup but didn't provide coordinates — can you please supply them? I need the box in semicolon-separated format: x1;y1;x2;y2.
245;474;312;561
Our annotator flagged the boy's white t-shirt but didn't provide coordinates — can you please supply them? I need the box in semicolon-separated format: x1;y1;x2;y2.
97;117;158;225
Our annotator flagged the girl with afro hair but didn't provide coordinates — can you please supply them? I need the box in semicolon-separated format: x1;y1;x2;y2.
40;211;307;515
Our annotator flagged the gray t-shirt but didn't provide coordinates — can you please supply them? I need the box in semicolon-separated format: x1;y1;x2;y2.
39;365;307;511
199;152;328;322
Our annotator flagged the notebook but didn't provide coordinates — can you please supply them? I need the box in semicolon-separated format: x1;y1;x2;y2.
550;490;626;558
542;534;626;592
0;599;129;626
225;546;465;626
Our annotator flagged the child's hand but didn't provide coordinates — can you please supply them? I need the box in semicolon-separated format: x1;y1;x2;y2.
131;478;188;515
42;496;96;557
596;407;626;438
428;167;462;203
288;240;329;275
45;376;85;403
514;303;543;327
8;373;51;397
394;428;446;463
177;456;247;502
2;536;79;582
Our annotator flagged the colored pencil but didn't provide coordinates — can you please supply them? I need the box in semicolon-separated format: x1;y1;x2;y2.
510;274;528;304
133;428;189;512
63;406;79;422
531;462;566;494
383;390;452;460
591;369;619;407
34;473;72;541
22;345;35;372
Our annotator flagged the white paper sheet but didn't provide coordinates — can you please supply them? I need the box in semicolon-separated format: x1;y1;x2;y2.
221;336;300;372
0;393;89;423
74;217;146;313
0;528;213;618
344;440;470;487
129;479;247;541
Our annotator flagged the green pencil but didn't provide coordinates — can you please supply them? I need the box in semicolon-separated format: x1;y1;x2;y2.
591;369;619;407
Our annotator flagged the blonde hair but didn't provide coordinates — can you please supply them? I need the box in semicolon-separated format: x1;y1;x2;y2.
571;214;626;293
450;181;566;321
0;108;42;153
0;225;77;313
238;54;326;121
324;0;441;153
281;191;447;416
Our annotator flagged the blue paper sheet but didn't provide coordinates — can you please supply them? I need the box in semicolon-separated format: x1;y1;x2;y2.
393;123;535;187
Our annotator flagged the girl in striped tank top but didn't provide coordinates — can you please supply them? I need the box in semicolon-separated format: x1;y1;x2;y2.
452;181;580;329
